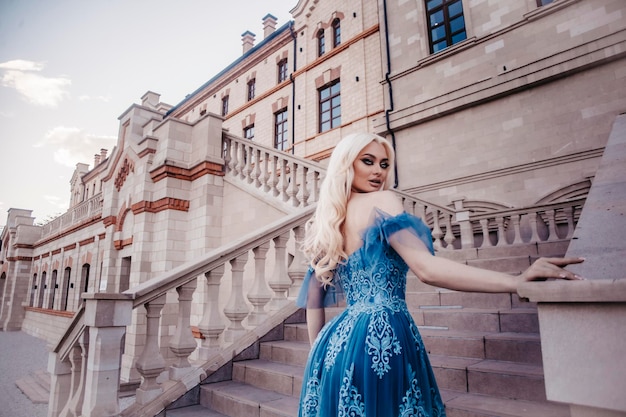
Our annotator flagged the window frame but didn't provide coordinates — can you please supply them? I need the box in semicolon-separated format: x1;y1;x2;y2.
278;58;288;83
318;80;341;133
317;28;326;57
243;124;255;140
221;95;229;116
274;108;289;151
425;0;467;54
332;18;341;48
247;79;256;102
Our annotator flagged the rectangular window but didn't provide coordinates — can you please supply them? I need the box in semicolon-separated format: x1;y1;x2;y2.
247;79;256;101
319;80;341;133
426;0;467;54
221;95;229;116
536;0;554;5
274;109;288;151
244;124;255;140
278;59;288;83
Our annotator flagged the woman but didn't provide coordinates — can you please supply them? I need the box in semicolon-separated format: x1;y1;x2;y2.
296;132;583;417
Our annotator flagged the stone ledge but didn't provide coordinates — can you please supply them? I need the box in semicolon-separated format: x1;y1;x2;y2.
518;279;626;303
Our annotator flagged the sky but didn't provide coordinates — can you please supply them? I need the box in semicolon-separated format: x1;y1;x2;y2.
0;0;296;228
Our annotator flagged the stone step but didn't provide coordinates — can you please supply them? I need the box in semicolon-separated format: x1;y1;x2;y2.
419;328;541;364
442;390;571;417
430;356;548;402
200;380;299;417
166;404;229;417
15;374;49;404
233;359;304;397
419;307;539;333
259;339;311;367
468;359;547;402
283;322;309;343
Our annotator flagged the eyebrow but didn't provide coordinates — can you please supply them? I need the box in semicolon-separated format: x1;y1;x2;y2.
361;153;388;160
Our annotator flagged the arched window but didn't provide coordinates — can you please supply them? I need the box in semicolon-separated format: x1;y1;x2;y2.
317;28;325;57
38;271;46;308
61;267;71;310
30;273;37;306
332;18;341;48
49;270;58;309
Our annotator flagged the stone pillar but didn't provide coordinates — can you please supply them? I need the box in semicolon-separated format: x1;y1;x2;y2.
47;352;72;417
81;293;132;417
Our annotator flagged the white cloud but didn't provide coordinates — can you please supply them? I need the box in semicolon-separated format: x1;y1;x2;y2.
35;126;117;168
78;94;111;103
0;59;71;107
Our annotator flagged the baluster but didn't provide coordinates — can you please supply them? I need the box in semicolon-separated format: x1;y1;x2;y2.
135;295;167;405
288;225;308;297
416;204;426;221
527;212;541;243
545;209;559;241
223;138;232;172
479;219;493;247
271;155;280;197
564;206;575;239
66;332;88;417
431;209;444;250
252;148;262;188
239;142;248;181
280;158;289;202
223;253;250;341
262;151;271;192
169;281;198;380
247;243;272;326
231;141;240;176
268;232;291;310
311;171;321;203
495;216;508;247
511;214;524;244
300;166;310;207
443;213;455;249
197;266;225;360
402;198;414;216
287;161;300;206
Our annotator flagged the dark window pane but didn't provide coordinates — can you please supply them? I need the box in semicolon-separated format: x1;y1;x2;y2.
430;10;444;26
426;0;443;11
449;0;463;17
452;31;466;43
450;16;465;33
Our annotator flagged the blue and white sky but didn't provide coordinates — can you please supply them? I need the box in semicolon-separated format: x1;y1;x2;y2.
0;0;295;227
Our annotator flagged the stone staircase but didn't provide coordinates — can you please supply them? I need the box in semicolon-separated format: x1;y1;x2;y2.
16;368;50;405
164;251;573;417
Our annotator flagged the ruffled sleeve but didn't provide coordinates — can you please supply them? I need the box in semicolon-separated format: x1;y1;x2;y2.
362;210;434;261
296;267;342;309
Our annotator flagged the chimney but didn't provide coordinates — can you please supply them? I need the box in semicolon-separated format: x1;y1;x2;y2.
141;91;161;109
242;30;256;54
262;14;277;39
94;154;100;166
100;148;108;162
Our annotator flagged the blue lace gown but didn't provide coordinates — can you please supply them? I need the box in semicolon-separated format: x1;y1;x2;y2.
296;211;446;417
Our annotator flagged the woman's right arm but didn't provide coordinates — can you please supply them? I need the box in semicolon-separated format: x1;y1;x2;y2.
306;308;325;344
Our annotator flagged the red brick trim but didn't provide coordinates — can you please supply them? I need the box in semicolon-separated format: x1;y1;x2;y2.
150;160;224;183
64;243;77;251
114;237;133;250
25;306;75;318
79;237;95;246
131;197;190;214
6;256;33;262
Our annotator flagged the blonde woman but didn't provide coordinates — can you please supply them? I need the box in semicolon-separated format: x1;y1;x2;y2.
296;132;584;417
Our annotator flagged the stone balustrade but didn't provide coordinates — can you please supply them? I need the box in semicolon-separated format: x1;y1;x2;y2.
41;194;103;238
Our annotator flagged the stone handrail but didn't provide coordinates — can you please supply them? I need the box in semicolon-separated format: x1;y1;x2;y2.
41;194;103;238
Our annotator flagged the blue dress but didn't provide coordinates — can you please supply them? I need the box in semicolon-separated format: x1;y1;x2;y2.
296;211;446;417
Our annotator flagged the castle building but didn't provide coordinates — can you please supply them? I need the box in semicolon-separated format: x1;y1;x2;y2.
1;1;624;416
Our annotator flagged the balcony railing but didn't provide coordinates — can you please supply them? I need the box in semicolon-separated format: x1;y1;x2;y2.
41;194;103;238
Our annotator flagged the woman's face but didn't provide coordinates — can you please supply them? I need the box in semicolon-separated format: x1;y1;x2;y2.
351;141;390;193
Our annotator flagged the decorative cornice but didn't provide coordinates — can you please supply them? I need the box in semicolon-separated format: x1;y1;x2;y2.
150;160;224;182
114;237;133;250
6;256;33;262
131;197;190;214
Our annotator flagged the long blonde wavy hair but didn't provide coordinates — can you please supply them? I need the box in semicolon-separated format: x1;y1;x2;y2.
301;132;396;286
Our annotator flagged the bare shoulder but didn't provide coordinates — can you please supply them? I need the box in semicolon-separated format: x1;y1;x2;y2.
349;190;403;215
